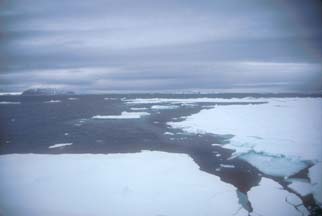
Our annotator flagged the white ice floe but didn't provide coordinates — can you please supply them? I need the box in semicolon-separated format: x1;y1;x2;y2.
169;97;322;206
68;97;78;100
151;105;180;110
169;98;322;169
164;132;175;136
0;151;242;216
309;162;322;207
0;101;21;105
130;107;148;111
0;92;21;96
44;100;61;103
126;97;266;104
48;143;73;149
289;182;312;197
248;178;309;216
239;152;309;177
92;111;150;119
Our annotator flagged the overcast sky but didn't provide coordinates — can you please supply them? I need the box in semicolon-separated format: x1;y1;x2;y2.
1;0;321;93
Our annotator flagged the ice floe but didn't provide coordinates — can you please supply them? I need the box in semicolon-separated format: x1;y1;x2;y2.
309;162;322;207
0;101;21;105
169;98;322;169
0;92;21;96
130;107;148;111
151;105;180;109
289;182;312;196
168;97;322;206
248;178;309;216
92;111;150;119
0;151;242;216
238;152;310;177
48;143;73;149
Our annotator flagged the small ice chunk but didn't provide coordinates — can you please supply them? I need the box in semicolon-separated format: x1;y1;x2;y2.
68;97;78;100
44;100;61;103
92;112;149;119
48;143;73;149
211;144;222;147
220;164;235;168
164;132;174;136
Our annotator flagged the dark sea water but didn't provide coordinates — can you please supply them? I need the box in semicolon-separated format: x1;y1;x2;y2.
0;93;321;215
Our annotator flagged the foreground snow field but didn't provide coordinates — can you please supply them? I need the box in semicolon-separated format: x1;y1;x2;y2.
168;97;322;206
0;151;242;216
0;151;308;216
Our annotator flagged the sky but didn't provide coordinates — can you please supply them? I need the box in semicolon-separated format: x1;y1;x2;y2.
0;0;322;93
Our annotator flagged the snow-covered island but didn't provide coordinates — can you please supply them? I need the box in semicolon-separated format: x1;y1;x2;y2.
21;88;75;96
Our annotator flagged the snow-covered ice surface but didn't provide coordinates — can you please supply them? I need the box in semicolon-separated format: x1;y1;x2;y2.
92;111;150;119
239;152;309;177
0;101;21;105
289;181;312;196
169;98;322;161
48;143;73;149
0;151;243;216
168;97;322;206
309;162;322;207
248;178;309;216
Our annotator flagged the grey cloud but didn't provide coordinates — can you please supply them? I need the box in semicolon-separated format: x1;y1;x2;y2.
0;0;321;92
